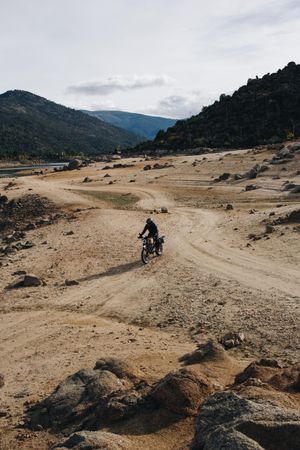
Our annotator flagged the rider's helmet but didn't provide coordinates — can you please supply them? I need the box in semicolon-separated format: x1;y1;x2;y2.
146;217;152;225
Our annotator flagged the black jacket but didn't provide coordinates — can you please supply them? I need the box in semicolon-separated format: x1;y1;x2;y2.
141;221;158;237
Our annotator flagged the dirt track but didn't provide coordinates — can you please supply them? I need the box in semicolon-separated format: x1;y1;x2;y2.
0;147;299;449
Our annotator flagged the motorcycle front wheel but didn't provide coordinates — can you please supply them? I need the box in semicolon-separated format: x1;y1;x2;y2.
155;244;163;256
141;248;150;264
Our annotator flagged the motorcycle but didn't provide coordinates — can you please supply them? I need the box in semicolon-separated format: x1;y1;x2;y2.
139;234;165;264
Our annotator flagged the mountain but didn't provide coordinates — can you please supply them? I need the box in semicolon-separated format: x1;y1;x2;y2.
135;62;300;152
82;110;176;140
0;90;142;159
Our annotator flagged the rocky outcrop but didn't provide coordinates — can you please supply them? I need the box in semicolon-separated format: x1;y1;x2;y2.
26;357;150;433
191;392;300;450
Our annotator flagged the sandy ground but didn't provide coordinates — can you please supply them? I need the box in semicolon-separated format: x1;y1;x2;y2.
0;146;299;449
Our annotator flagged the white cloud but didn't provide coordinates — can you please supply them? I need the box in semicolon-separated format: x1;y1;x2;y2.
143;91;214;119
67;75;173;96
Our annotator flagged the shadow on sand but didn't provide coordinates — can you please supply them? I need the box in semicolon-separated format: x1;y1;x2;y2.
77;260;142;283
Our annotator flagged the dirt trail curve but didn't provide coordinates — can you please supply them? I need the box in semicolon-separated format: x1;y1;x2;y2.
23;175;299;302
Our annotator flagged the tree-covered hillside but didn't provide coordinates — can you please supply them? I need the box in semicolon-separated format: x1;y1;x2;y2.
0;90;142;159
136;62;300;152
83;110;176;140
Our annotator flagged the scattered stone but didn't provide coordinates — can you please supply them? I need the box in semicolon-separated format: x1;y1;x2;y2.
0;374;4;388
161;206;168;213
150;368;213;416
245;184;257;191
64;230;74;236
266;224;275;234
6;274;42;289
65;279;79;286
233;174;243;180
12;270;27;276
215;172;230;182
283;183;296;190
290;185;300;194
191;392;300;450
103;173;111;178
83;177;92;183
143;165;152;171
219;331;245;349
225;203;234;211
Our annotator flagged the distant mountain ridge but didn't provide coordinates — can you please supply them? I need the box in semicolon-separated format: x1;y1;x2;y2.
82;110;176;140
0;90;142;159
135;61;300;152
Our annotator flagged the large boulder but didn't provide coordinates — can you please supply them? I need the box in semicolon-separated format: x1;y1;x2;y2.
150;368;213;416
191;392;300;450
53;431;132;450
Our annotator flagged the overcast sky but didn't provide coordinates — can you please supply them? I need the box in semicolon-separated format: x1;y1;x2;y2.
1;0;300;118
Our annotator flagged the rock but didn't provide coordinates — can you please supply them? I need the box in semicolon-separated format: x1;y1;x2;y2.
64;279;79;286
265;224;275;234
68;160;81;171
12;270;27;276
225;203;234;210
103;173;111;178
219;331;245;349
64;230;74;236
191;392;300;450
6;274;42;289
179;340;229;365
143;164;152;171
290;185;300;194
0;374;4;388
233;174;243;180
83;177;92;183
245;184;257;191
247;166;259;179
53;431;132;450
25;223;36;230
94;357;143;382
150;368;213;416
215;172;230;182
283;183;296;190
27;358;146;432
161;206;168;213
27;368;125;431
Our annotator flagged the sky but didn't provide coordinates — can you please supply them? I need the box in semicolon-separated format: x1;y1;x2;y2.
1;0;300;118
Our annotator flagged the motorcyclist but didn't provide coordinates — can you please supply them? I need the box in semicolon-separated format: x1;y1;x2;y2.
139;217;159;245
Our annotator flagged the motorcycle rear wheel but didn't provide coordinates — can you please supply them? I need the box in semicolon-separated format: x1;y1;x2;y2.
141;248;150;264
